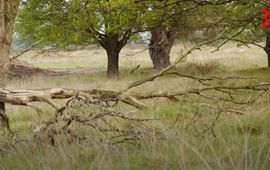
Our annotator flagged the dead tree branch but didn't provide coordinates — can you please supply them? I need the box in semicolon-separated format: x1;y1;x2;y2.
10;40;42;61
124;39;220;92
0;81;269;116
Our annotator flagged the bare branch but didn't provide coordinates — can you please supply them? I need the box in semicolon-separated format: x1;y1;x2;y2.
124;39;219;92
10;40;42;61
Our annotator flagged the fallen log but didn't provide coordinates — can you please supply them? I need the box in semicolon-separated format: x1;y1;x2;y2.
1;40;270;134
1;81;270;115
1;82;268;138
0;88;146;112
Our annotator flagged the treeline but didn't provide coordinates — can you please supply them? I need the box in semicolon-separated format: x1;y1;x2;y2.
1;0;270;81
13;0;269;78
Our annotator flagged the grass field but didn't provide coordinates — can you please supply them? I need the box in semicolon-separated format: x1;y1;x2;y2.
2;43;270;170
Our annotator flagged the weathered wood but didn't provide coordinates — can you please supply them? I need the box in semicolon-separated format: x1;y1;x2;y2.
149;26;178;70
0;88;146;112
0;0;20;128
1;81;270;116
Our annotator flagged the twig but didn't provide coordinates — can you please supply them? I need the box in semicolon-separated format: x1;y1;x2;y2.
124;39;219;92
10;40;42;61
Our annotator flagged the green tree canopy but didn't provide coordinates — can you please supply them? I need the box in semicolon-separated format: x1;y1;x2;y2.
17;0;170;78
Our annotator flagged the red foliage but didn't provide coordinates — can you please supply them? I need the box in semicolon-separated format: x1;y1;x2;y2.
262;7;270;27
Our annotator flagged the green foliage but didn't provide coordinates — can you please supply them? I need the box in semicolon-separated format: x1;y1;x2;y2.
210;0;269;42
172;0;270;44
16;0;270;47
16;0;167;48
222;1;264;39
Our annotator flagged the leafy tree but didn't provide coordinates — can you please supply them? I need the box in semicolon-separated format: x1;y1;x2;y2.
147;0;254;70
202;0;270;66
146;0;221;69
17;0;165;79
147;0;183;70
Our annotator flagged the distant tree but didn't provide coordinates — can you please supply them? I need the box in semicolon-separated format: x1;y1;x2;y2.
146;0;217;70
147;0;252;70
0;0;20;128
148;0;181;70
17;0;165;79
203;0;270;66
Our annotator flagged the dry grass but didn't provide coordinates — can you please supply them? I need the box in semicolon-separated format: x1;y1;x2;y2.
2;42;270;170
15;42;267;71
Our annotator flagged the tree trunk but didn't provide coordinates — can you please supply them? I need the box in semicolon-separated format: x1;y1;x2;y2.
0;0;19;129
102;34;123;79
149;26;178;70
106;48;120;79
264;33;270;67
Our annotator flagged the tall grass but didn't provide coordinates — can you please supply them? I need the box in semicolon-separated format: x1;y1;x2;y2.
1;100;270;170
2;55;270;169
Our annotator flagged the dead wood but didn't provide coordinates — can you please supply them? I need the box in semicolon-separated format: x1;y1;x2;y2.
0;80;269;116
124;39;219;92
10;40;42;61
1;39;270;144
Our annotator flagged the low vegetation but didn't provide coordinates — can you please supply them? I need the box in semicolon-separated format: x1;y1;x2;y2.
1;46;270;169
0;1;269;169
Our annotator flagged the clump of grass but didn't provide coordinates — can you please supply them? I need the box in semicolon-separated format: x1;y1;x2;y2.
1;99;270;170
184;62;221;75
2;47;270;169
1;111;270;170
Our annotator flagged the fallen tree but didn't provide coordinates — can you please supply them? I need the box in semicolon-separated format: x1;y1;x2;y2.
1;40;270;144
0;78;269;117
1;72;269;144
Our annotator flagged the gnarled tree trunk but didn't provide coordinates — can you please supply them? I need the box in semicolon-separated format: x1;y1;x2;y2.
264;33;270;67
0;0;19;129
149;26;178;70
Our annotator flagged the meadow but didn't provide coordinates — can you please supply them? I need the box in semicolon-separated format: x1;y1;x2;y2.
1;43;270;170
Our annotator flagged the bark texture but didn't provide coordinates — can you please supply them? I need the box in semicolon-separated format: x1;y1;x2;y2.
149;26;178;70
0;0;19;128
264;33;270;67
102;34;125;79
105;44;121;79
